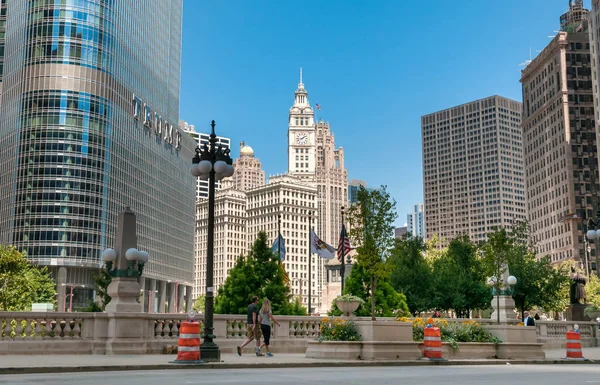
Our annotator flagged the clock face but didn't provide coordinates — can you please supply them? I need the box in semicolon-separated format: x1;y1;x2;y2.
296;133;308;145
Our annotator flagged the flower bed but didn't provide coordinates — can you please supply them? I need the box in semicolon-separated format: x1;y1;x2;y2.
318;317;361;342
397;317;501;350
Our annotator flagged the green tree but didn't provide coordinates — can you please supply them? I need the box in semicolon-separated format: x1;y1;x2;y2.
91;268;112;311
389;235;433;315
215;232;294;315
192;294;206;313
346;185;397;320
506;222;569;317
0;245;55;311
332;263;409;317
288;297;308;316
431;235;491;317
425;235;447;262
585;273;600;307
480;228;512;283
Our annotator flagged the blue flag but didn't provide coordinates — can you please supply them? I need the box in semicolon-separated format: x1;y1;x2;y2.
271;234;286;261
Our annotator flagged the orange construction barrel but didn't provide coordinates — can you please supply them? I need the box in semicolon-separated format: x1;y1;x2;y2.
423;326;444;360
171;321;202;364
566;330;584;360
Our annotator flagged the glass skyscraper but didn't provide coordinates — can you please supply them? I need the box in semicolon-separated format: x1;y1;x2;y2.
0;0;195;311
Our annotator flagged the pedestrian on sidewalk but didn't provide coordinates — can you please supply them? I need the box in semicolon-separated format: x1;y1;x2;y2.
258;299;281;357
237;295;263;356
523;311;535;326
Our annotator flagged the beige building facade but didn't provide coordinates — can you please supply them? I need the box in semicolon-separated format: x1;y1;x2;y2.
522;4;599;268
180;120;231;201
287;74;349;313
194;189;247;299
422;96;525;245
224;142;266;192
246;175;321;312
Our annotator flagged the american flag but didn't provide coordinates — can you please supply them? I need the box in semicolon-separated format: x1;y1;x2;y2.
337;224;353;262
315;103;322;110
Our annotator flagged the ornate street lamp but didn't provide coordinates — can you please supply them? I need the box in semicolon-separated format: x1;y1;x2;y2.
102;248;149;278
487;273;517;324
189;120;234;362
584;221;600;278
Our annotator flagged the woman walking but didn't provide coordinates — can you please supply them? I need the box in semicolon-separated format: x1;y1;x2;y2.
258;299;280;357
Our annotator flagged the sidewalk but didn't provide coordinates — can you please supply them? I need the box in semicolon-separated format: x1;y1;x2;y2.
1;348;598;375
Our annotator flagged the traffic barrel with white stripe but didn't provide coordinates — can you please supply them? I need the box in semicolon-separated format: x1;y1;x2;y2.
566;330;583;359
176;321;201;361
423;326;443;360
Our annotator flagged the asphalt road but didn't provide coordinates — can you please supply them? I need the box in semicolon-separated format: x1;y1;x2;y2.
2;366;600;385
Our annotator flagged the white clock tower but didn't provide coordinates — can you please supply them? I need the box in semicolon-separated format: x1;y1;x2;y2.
288;68;316;179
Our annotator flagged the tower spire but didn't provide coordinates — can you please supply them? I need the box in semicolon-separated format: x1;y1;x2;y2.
300;67;303;85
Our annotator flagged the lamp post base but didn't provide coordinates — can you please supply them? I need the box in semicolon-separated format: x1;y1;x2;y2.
200;342;221;362
490;294;516;323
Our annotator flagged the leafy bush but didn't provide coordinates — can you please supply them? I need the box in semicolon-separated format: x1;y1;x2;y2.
335;294;364;303
318;317;361;342
396;317;501;351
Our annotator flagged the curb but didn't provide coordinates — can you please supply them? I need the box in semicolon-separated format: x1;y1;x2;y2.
0;358;597;375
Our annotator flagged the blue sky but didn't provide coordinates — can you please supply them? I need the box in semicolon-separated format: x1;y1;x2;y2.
180;0;577;226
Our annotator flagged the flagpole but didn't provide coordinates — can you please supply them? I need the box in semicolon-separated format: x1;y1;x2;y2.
278;214;281;258
308;212;312;315
340;206;345;296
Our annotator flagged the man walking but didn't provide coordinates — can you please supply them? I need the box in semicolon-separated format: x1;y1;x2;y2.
523;311;535;326
237;296;262;356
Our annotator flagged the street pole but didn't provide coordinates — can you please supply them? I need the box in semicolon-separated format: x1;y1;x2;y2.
174;282;179;313
585;239;591;279
340;207;345;296
496;260;500;324
308;213;312;315
69;285;74;312
201;121;219;361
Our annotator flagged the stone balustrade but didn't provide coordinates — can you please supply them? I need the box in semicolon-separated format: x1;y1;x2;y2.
0;312;597;354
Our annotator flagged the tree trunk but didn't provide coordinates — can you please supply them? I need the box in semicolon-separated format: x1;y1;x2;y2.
370;274;376;321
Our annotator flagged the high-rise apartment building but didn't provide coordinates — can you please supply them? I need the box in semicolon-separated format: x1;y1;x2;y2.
180;120;231;200
395;226;408;239
422;96;526;245
407;203;426;239
523;3;598;269
0;1;196;311
226;142;266;192
194;189;247;299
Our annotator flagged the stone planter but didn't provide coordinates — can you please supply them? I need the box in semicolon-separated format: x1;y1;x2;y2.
335;300;360;318
305;340;362;359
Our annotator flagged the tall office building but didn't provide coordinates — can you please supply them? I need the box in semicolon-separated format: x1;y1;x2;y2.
194;174;320;311
287;69;316;181
247;175;319;311
286;72;349;313
523;3;599;269
180;120;231;200
0;1;196;311
194;189;247;299
407;203;426;239
225;142;266;192
422;96;526;245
